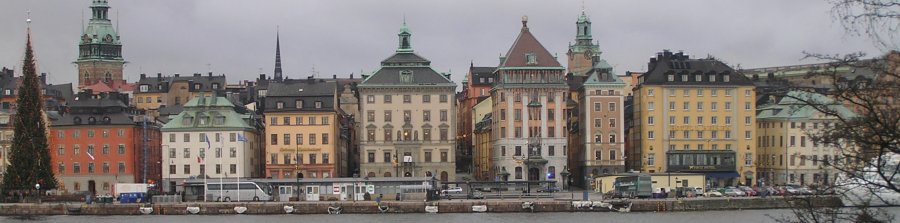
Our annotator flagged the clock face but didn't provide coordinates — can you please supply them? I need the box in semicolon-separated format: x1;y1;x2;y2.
583;50;592;59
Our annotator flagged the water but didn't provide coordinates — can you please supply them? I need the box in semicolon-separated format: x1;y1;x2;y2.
2;208;899;223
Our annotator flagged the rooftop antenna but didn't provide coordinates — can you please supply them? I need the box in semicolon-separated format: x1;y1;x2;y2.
81;9;84;32
581;0;585;14
116;10;119;32
207;63;212;73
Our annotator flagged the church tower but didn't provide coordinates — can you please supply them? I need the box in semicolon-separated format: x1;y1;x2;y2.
566;10;601;76
76;0;125;88
273;29;283;81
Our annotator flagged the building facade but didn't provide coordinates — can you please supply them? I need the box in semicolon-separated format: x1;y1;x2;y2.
161;94;262;193
490;17;569;188
456;65;496;173
566;11;601;76
630;50;757;187
49;91;161;195
134;73;226;118
76;0;126;89
472;97;493;181
264;80;348;179
0;111;11;180
578;70;626;181
756;91;854;186
358;22;457;182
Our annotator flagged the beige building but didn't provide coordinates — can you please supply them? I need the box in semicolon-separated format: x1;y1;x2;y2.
0;111;11;179
357;22;457;181
630;50;758;187
756;91;855;186
134;73;226;118
263;80;348;179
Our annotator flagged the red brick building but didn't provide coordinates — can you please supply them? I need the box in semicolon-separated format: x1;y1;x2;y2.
49;91;161;195
455;64;495;172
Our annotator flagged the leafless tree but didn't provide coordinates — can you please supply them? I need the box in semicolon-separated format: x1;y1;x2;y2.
830;0;900;49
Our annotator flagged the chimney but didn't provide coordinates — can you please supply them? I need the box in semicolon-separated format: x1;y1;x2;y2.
259;74;266;81
140;73;146;79
193;73;201;77
208;72;213;77
40;73;47;84
157;73;162;79
333;74;337;79
752;74;759;81
350;73;354;79
767;72;775;80
174;73;180;77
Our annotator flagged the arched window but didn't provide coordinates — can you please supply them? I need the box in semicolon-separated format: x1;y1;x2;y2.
367;172;376;177
440;171;449;182
384;172;392;177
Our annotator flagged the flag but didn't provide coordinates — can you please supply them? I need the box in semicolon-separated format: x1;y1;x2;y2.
197;156;204;164
204;134;211;149
237;134;247;142
87;151;95;161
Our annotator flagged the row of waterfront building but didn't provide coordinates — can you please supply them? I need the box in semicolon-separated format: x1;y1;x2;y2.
0;1;890;195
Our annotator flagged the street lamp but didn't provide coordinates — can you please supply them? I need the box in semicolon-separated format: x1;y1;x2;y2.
498;168;510;199
35;183;40;203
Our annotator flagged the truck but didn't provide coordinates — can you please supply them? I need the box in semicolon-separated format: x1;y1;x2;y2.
613;174;652;198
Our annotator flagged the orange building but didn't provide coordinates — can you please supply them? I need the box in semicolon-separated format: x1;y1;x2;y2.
456;64;495;172
49;91;161;195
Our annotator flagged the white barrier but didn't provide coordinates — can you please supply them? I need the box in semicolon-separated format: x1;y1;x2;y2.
425;205;439;213
472;205;487;213
233;206;247;214
186;206;200;214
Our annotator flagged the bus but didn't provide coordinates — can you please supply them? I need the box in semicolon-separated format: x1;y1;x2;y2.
183;180;273;202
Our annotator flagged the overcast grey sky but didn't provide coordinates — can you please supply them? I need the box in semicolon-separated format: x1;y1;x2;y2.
0;0;886;88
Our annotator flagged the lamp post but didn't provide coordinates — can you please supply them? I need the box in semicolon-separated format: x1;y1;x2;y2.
35;183;40;203
499;169;509;200
560;168;571;200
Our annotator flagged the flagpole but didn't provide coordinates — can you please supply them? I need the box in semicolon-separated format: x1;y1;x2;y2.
219;134;223;202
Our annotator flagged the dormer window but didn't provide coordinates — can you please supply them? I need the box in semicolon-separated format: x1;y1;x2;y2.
526;53;537;65
315;101;323;108
399;70;413;83
4;89;10;95
212;83;220;89
182;116;193;125
681;75;688;82
709;75;716;82
139;85;149;92
214;116;226;125
724;75;730;82
667;75;674;81
295;100;303;109
695;75;702;82
276;101;284;109
194;83;202;89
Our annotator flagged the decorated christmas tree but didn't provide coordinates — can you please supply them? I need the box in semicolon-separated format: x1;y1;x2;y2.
1;26;57;192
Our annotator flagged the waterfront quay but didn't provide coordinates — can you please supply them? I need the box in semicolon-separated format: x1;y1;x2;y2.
0;196;841;216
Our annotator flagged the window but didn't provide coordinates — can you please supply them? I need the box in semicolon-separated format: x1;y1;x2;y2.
682;75;688;82
790;136;796;146
403;110;412;122
315;101;323;108
711;116;718;124
648;153;655;166
74;145;80;155
609;134;616;143
724;75;730;82
745;116;751;125
648;116;655;125
271;134;278;145
514;127;522;138
609;102;617;111
270;153;278;164
725;89;733;96
548;146;555;156
440;151;448;162
515;167;523;179
322;134;329;145
230;133;237;142
368;152;376;163
323;153;330;164
514;109;522;121
683;131;690;139
296;134;303;145
711;89;718;96
594;103;602;111
309;133;316;145
183;133;190;142
648;102;655;110
276;101;285;109
384;110;392;122
183;165;190;175
669;131;676;139
284;154;292;165
295;100;303;109
648;89;654;96
711;102;718;111
309;116;316;125
230;147;237;158
648;131;655;139
683;89;690;96
423;95;431;103
697;116;704;125
440;129;449;141
169;148;176;158
440;94;449;103
367;130;375;142
425;151;432;162
725;131;732;139
403;95;411;103
725;116;732;125
683;116;690;124
669;102;675;110
384;95;392;103
367;95;375;103
697;131;704;139
423;110;431;122
667;74;674;81
309;153;317;164
74;163;81;174
697;89;704;96
711;131;718;139
668;116;675;125
88;130;95;138
697;102;704;111
439;110;448;122
367;111;375;122
88;163;95;174
609;118;616;128
683;102;690;110
284;134;291;145
118;144;125;154
283;117;291;126
269;117;277;126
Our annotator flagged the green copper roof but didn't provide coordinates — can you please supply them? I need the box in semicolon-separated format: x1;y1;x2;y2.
162;95;254;131
577;11;590;23
757;91;856;120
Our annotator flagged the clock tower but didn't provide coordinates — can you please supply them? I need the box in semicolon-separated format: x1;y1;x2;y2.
566;10;602;76
75;0;126;88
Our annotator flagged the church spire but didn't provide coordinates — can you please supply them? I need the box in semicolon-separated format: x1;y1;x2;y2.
274;27;283;81
397;18;413;53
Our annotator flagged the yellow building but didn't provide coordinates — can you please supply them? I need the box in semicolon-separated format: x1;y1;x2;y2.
472;98;493;181
630;50;757;187
756;91;855;186
0;111;12;178
263;81;346;179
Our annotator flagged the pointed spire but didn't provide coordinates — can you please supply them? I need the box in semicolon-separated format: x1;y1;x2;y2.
274;26;283;81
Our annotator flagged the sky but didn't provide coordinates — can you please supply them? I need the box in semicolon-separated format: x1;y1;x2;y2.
0;0;887;89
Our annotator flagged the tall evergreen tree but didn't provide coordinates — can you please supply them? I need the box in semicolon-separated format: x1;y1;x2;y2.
1;27;57;191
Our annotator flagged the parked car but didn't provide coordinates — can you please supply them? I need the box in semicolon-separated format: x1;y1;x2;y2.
441;187;463;194
738;186;758;196
705;189;723;197
468;191;484;199
781;185;800;195
537;186;561;193
723;188;747;197
797;186;815;195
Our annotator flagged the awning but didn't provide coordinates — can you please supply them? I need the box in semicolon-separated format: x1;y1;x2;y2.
705;172;740;178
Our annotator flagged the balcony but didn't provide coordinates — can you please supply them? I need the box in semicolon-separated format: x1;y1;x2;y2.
666;150;736;172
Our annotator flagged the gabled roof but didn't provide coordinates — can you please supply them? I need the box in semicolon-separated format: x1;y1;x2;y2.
639;50;753;86
162;95;254;130
499;20;562;68
756;91;856;120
